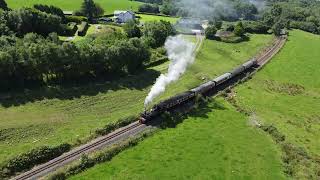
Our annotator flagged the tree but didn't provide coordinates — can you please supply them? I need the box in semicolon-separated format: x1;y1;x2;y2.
0;0;8;10
93;3;104;17
234;21;245;36
80;0;104;22
143;20;175;48
272;21;284;36
205;26;217;39
123;20;141;38
138;4;159;13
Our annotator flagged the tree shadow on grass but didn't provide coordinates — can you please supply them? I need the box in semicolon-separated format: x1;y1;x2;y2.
160;98;227;128
0;69;160;108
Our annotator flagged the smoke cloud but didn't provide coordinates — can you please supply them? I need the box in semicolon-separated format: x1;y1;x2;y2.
174;0;266;19
144;35;196;107
175;0;236;19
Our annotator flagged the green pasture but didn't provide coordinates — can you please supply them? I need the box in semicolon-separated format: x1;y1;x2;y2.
71;98;285;179
0;34;273;165
233;30;320;179
70;30;320;179
6;0;143;14
137;14;179;24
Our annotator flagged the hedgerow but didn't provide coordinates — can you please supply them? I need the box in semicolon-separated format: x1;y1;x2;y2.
0;144;71;179
77;21;89;36
48;131;155;180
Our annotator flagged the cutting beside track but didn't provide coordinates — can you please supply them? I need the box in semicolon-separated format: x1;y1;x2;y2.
13;35;286;180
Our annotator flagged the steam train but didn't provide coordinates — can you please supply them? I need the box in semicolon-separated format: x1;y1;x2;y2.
139;58;258;123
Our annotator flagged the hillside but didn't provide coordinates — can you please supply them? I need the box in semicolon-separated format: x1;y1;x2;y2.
5;0;143;14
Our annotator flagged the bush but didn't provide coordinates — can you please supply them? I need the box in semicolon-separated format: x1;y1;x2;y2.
77;21;89;36
0;144;71;178
205;26;217;39
234;21;245;36
219;35;247;43
261;125;285;143
123;20;141;38
243;21;270;34
138;4;160;14
61;22;78;36
225;24;234;31
290;21;318;34
95;116;137;136
48;131;154;180
66;15;88;23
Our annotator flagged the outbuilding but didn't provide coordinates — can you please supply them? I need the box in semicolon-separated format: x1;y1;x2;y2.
114;10;135;23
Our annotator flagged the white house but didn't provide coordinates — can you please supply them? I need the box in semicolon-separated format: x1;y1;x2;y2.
114;10;135;23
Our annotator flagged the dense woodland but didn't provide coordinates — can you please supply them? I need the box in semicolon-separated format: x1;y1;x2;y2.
0;0;175;91
1;0;320;91
138;0;320;34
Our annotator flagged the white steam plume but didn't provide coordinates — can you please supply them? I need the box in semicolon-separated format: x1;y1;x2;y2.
144;35;196;107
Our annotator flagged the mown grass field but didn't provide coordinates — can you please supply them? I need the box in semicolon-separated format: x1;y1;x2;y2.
0;34;273;165
6;0;143;14
69;30;320;179
137;14;179;24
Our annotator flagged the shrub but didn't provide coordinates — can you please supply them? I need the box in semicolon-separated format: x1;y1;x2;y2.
66;15;88;23
219;35;247;43
243;21;270;34
95;116;137;136
77;21;89;36
234;21;245;36
205;26;217;39
61;22;78;36
123;20;141;38
261;125;285;143
138;4;160;14
290;21;318;34
225;24;234;31
0;144;71;178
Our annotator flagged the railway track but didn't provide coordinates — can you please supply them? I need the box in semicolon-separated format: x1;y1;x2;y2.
12;35;286;180
256;36;286;66
13;122;149;180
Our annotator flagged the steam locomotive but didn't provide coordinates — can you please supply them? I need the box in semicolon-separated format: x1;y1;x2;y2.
139;58;258;123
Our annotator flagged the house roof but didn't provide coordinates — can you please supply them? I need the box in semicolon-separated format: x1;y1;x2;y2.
114;10;135;16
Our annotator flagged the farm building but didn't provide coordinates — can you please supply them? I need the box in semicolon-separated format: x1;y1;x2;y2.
114;10;135;23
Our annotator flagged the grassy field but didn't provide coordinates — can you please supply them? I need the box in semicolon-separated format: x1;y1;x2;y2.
233;30;320;179
69;30;320;180
0;34;273;165
6;0;143;14
70;98;285;179
137;14;179;24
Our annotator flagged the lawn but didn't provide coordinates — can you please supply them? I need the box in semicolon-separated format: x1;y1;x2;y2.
0;34;273;165
6;0;144;14
137;14;179;24
70;98;285;179
61;24;123;42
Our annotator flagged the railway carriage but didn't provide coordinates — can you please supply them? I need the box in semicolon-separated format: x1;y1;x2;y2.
140;57;260;124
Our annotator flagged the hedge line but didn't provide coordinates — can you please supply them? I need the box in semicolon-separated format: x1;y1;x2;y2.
48;131;154;180
66;15;88;23
0;144;71;179
77;21;89;36
0;116;138;179
135;12;174;17
95;116;137;136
